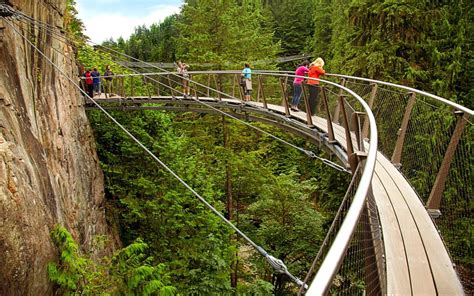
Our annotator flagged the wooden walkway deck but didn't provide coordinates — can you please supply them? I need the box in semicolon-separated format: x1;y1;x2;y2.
90;96;464;295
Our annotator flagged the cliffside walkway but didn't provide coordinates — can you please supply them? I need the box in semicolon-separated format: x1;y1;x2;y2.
2;7;472;295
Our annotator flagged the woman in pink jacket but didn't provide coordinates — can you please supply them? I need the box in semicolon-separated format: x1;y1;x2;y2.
290;60;310;111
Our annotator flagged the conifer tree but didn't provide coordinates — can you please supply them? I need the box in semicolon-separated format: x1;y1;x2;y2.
177;0;280;68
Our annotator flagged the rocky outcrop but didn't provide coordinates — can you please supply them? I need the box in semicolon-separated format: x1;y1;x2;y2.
0;1;116;294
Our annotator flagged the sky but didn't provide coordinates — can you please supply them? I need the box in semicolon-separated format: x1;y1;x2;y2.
76;0;183;43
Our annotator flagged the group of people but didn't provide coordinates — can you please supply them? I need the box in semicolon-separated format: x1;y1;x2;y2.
80;65;114;98
238;57;325;114
291;57;325;115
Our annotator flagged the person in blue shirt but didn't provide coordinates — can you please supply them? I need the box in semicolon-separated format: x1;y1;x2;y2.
241;63;252;101
91;68;101;97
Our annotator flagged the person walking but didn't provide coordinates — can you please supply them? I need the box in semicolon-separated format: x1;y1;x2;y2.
291;60;310;111
241;63;252;101
307;58;326;115
91;68;101;97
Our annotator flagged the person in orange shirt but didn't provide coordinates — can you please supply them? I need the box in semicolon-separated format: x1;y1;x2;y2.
307;58;326;115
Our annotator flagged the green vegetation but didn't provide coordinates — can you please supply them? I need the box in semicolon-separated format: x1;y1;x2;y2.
49;0;472;294
48;225;176;295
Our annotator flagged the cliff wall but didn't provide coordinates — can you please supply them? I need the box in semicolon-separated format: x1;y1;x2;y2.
0;1;116;294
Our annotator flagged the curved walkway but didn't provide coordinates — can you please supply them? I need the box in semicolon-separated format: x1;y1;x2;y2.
89;95;464;295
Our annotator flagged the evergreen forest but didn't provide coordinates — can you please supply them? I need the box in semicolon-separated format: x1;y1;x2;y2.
48;0;473;295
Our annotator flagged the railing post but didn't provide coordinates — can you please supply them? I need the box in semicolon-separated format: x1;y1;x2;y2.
256;74;261;103
391;92;416;166
351;112;366;152
212;74;222;101
340;95;357;173
258;75;267;109
155;75;161;97
301;83;314;127
279;76;290;116
232;73;238;98
322;86;335;141
236;74;244;101
144;76;151;99
207;74;211;97
427;112;469;211
332;78;346;124
130;76;134;98
166;74;175;98
362;83;378;139
217;74;223;101
190;75;198;100
120;76;125;98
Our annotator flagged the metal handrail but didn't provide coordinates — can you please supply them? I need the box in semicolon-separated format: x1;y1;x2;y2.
255;70;473;116
326;73;473;116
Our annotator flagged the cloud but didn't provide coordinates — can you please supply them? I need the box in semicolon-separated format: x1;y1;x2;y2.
76;3;181;43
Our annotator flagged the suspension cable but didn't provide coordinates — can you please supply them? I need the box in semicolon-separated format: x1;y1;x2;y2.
3;17;309;289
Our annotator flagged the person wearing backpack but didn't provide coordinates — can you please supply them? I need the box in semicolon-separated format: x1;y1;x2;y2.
83;69;94;98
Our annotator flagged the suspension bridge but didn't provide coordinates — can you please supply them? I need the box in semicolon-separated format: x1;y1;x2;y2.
1;4;472;295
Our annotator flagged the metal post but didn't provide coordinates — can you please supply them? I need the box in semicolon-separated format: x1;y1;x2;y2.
302;83;314;127
427;112;469;211
257;74;261;103
351;112;365;152
322;87;335;142
120;76;125;98
144;77;151;99
167;74;175;98
207;74;211;97
217;74;222;101
191;75;198;100
332;78;346;124
340;95;357;173
362;83;378;139
279;76;290;116
236;74;244;101
233;73;238;97
155;75;161;97
391;92;416;166
259;75;267;109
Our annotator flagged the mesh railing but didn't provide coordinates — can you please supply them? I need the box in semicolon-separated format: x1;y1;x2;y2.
327;74;473;293
301;165;384;295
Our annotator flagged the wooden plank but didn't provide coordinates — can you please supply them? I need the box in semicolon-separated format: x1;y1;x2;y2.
374;156;437;295
376;153;464;295
371;173;412;294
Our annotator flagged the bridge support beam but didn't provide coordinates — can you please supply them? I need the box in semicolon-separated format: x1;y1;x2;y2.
332;78;346;124
362;83;377;139
427;111;469;211
279;76;290;116
258;75;268;109
391;92;416;166
322;87;335;141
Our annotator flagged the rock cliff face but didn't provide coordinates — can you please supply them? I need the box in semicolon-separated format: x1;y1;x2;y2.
0;1;116;294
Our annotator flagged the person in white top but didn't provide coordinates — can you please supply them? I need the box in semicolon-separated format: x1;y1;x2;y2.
177;60;190;96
